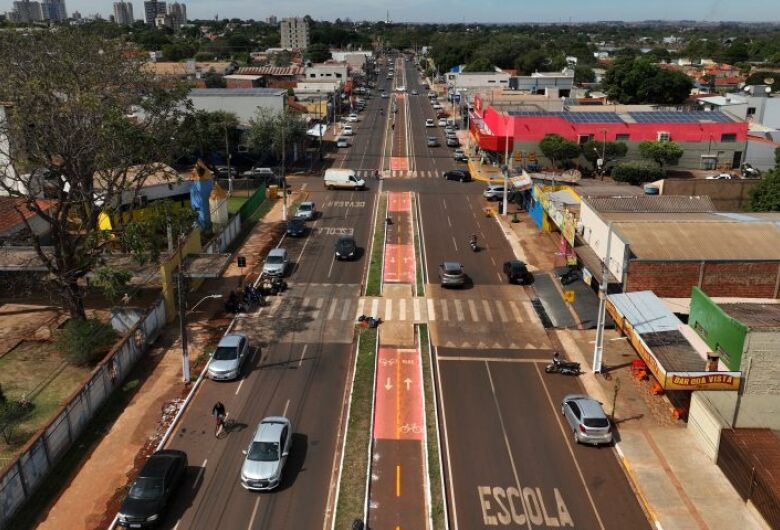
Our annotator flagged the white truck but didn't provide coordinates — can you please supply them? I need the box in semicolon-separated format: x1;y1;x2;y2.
323;168;366;190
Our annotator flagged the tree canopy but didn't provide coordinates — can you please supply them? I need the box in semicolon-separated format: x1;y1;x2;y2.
602;56;693;105
539;135;580;170
638;140;684;168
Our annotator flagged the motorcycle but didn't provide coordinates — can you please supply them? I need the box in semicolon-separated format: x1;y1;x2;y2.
224;291;245;313
545;356;581;376
469;237;479;252
243;285;267;307
558;267;580;285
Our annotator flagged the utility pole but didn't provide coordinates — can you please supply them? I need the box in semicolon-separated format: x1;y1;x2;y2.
281;108;288;221
225;126;233;196
502;115;511;216
592;221;613;373
176;238;190;383
319;95;324;161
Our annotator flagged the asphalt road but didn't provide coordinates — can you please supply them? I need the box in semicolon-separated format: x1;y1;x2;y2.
394;58;650;530
156;67;385;530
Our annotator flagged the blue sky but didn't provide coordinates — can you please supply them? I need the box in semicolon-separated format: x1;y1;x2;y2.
11;0;780;22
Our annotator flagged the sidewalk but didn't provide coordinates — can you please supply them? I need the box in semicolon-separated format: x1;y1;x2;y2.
33;198;292;530
495;211;768;530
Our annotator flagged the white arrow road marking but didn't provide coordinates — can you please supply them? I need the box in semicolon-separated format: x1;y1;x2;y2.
385;377;393;391
404;378;412;391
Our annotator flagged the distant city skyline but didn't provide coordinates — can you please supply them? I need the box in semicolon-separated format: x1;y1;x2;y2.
4;0;780;22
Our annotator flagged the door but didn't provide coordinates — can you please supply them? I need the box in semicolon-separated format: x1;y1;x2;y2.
731;151;743;169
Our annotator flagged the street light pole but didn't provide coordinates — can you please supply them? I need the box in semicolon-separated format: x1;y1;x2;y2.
225;126;233;196
177;266;190;383
281;108;288;222
502;115;510;216
592;221;613;373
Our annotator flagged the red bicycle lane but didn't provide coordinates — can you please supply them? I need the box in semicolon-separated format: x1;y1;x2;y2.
383;191;415;285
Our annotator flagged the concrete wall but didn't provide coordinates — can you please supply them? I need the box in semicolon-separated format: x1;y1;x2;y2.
446;72;511;90
741;330;780;395
579;201;630;281
688;391;731;461
625;261;780;299
745;138;779;172
657;178;760;211
0;106;17;195
189;92;286;123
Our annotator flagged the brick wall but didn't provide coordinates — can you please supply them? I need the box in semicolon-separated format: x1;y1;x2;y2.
625;260;780;298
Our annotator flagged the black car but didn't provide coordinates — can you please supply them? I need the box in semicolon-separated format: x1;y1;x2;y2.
286;217;306;237
443;169;472;182
117;449;187;528
335;235;357;260
503;260;532;284
212;165;238;178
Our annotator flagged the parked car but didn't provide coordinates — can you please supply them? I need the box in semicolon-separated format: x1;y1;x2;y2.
432;103;443;110
503;260;532;284
381;92;389;98
116;450;187;528
706;173;734;180
439;262;466;287
336;137;350;148
212;165;238;178
426;136;439;147
335;235;357;260
241;166;275;180
286;217;306;237
425;118;435;127
240;416;292;491
446;137;459;147
483;184;505;201
561;395;613;446
438;118;448;127
453;149;468;162
295;201;316;220
262;248;289;276
443;169;471;182
427;91;436;98
207;333;251;381
342;125;354;136
410;89;418;95
347;113;359;122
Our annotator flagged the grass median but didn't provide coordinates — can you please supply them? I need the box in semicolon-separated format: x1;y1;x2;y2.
334;327;377;529
419;323;446;529
412;193;424;296
365;193;387;297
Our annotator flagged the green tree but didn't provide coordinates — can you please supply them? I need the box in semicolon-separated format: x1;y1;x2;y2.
581;140;628;171
747;170;780;212
603;56;692;104
304;43;331;63
744;71;780;92
246;109;308;162
574;65;596;84
0;29;190;320
56;318;118;366
612;161;665;185
177;110;240;159
0;400;34;445
515;50;549;75
463;57;494;72
203;69;226;88
639;140;684;168
539;134;581;170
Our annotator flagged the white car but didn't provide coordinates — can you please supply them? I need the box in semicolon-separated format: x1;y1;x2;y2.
336;137;349;148
483;184;506;201
428;91;437;98
706;173;734;180
347;113;359;122
396;85;406;92
425;119;435;127
240;417;292;491
432;103;443;110
381;92;389;99
438;118;447;127
342;125;354;136
207;333;251;381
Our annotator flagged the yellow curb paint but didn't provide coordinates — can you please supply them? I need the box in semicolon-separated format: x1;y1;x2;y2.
396;465;401;497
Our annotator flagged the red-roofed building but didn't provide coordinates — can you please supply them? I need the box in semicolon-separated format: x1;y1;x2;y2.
0;197;54;244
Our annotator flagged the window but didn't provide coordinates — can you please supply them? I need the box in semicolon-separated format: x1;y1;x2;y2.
577;134;593;145
746;107;756;117
615;133;630;142
720;133;737;142
657;131;671;141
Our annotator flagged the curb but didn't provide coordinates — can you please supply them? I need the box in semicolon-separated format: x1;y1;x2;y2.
467;159;500;183
614;442;665;530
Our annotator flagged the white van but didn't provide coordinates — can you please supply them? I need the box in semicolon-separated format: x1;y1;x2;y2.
324;169;366;190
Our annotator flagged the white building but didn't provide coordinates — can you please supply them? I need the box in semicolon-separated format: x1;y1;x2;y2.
188;88;288;124
305;63;348;83
113;1;134;25
445;71;511;90
280;17;310;50
167;1;185;29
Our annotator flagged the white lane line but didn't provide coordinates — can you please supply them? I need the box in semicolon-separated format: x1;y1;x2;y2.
340;299;352;321
371;298;379;318
520;300;537;323
173;521;181;530
495;300;509;323
453;299;464;321
327;253;337;278
467;299;479;321
283;399;291;417
442;199;447;210
413;297;421;322
385;298;393;320
534;363;607;530
247;497;261;530
451;236;458;252
433;343;460;530
298;344;309;368
356;298;365;318
327;298;338;320
481;300;494;322
399;298;407;321
427;298;437;321
447;215;452;228
508;301;523;321
485;362;533;530
192;459;207;490
235;378;245;396
497;272;504;283
313;298;324;320
490;256;496;266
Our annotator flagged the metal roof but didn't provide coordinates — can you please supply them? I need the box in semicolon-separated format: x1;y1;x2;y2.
614;221;780;261
585;195;715;213
719;303;780;330
607;291;681;334
189;88;287;97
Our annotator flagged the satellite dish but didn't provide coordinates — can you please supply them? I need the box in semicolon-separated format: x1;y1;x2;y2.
764;77;775;85
766;86;772;94
743;85;752;93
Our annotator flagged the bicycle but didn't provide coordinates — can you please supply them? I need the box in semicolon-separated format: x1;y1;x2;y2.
215;414;235;438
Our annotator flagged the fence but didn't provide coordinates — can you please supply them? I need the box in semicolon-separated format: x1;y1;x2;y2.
717;428;780;529
0;298;167;529
215;178;263;198
203;214;241;254
237;183;267;223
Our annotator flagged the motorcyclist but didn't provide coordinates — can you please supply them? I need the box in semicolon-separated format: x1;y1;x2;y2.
553;351;561;364
469;234;478;247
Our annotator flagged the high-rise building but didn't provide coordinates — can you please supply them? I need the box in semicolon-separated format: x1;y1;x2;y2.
12;0;44;22
43;0;67;20
266;15;277;25
113;1;134;25
143;0;165;25
167;1;185;30
280;17;310;50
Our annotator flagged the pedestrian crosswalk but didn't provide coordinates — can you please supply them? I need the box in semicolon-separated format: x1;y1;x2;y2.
354;169;445;179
